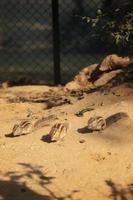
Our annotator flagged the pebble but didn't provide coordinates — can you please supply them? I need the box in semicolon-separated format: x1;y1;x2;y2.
79;139;86;143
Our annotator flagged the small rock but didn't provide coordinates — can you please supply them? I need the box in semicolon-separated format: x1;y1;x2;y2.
79;139;86;143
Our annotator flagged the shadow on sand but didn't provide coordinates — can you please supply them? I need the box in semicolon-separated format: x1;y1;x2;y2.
0;163;79;200
105;179;133;200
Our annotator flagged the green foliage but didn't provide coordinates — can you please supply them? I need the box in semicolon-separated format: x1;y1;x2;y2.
83;0;133;53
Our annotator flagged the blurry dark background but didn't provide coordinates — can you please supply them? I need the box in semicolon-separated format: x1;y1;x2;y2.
0;0;118;84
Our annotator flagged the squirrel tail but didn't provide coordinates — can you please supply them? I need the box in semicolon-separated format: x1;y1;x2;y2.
106;112;128;127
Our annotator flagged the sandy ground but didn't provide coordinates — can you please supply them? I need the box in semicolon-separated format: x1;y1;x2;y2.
0;84;133;200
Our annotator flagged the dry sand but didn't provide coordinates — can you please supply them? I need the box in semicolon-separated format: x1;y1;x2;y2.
0;84;133;200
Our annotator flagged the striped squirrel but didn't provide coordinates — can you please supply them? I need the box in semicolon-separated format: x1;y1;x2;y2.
42;122;70;142
87;112;128;131
6;114;58;137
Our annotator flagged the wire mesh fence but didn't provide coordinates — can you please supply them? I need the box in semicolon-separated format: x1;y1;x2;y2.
0;0;106;85
59;0;105;83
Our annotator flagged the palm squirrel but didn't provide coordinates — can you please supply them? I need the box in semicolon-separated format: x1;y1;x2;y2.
87;112;128;131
